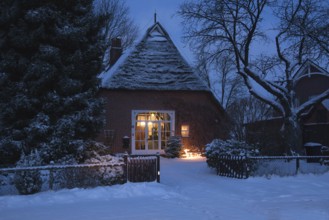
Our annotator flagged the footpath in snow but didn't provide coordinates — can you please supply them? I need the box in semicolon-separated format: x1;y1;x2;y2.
0;158;329;220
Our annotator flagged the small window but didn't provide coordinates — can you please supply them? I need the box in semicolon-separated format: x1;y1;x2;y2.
181;125;189;137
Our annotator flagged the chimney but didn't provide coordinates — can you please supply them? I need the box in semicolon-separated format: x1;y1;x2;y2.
110;38;122;66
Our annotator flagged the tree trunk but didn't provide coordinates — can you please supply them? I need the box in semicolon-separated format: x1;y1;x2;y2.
281;116;303;155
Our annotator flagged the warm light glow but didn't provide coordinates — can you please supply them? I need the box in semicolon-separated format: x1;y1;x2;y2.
183;148;202;160
184;149;192;157
140;121;146;127
181;125;189;137
148;122;153;136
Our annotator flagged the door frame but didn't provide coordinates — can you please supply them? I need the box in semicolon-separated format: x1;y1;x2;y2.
131;110;175;154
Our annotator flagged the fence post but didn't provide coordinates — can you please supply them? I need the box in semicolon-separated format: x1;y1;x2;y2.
123;152;129;183
156;153;160;183
49;161;54;190
296;157;300;175
245;158;249;179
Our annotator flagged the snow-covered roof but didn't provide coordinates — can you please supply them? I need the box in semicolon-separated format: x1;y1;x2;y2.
293;59;329;82
99;22;209;91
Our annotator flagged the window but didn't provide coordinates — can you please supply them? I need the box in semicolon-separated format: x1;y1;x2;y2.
181;125;189;137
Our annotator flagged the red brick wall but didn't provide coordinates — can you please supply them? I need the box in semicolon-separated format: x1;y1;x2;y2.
246;104;329;154
97;89;229;153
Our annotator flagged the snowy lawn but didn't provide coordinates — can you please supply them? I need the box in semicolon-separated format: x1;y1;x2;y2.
1;158;329;220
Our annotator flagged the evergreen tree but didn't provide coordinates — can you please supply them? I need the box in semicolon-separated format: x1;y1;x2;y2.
165;136;182;158
0;0;106;164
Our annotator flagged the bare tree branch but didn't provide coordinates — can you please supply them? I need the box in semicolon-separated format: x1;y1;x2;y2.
179;0;329;153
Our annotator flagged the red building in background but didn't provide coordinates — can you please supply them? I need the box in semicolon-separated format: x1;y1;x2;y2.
246;60;329;154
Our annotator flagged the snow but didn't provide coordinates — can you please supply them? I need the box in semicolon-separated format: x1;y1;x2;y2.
304;142;322;147
99;46;135;88
1;158;329;220
247;77;284;114
99;22;209;91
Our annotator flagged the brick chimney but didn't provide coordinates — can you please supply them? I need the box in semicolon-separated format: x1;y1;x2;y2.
110;38;122;66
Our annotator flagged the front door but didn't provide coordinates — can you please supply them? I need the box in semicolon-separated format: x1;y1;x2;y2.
132;111;175;154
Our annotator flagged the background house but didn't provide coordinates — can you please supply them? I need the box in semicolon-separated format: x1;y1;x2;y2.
246;60;329;154
296;61;329;147
98;21;229;154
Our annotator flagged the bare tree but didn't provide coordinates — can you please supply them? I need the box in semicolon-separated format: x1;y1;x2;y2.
196;51;245;109
179;0;329;154
228;96;272;141
215;54;245;109
94;0;139;67
195;52;212;89
274;0;329;65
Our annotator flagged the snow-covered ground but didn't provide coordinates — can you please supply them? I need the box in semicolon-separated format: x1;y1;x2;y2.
1;158;329;220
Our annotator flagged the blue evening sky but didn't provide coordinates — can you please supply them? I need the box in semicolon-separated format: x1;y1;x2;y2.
126;0;278;65
126;0;195;63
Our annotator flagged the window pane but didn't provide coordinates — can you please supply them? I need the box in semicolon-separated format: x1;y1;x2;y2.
136;141;145;150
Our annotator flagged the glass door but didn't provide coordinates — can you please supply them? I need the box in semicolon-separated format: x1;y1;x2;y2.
132;111;174;154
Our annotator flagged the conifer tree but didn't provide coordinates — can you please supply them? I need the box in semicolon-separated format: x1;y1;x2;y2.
0;0;106;163
165;136;182;158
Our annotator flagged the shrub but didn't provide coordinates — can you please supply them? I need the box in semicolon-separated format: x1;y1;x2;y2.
14;150;43;195
84;153;125;186
53;153;125;189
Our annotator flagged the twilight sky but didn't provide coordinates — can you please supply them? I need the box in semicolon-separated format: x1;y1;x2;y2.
125;0;278;65
125;0;195;63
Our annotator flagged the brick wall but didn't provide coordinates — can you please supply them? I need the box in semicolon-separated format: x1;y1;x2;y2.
97;89;229;154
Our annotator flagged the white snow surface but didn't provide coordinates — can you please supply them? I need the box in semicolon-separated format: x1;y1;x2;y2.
1;158;329;220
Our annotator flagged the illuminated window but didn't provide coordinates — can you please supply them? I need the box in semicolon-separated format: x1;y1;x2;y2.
181;125;189;137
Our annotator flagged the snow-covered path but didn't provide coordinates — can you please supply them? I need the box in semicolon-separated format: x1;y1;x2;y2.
161;158;329;219
1;158;329;220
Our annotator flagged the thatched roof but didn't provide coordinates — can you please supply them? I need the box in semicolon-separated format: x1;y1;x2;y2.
100;22;209;91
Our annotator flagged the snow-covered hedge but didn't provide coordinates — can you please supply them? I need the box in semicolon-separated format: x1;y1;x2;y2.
205;139;259;157
205;139;259;168
1;154;125;195
49;153;125;190
83;153;125;186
